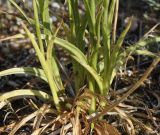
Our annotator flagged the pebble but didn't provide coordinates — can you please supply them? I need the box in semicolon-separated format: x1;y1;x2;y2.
51;2;60;10
29;48;35;54
51;16;57;22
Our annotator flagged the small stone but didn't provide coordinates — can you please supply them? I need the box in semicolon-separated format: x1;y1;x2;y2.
29;48;35;54
51;2;60;9
51;16;57;22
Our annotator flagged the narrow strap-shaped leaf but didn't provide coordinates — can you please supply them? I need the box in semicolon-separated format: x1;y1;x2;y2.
33;0;44;54
0;67;47;82
54;37;104;93
102;0;109;28
9;0;31;24
39;0;52;36
95;0;103;6
22;23;60;110
47;21;64;91
83;0;95;33
0;89;52;101
134;50;156;57
96;7;103;48
90;0;96;29
111;17;132;66
0;34;25;42
103;17;132;91
102;0;111;84
127;36;160;53
54;37;87;61
107;0;116;30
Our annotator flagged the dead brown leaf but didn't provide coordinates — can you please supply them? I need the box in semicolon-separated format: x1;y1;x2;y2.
94;121;121;135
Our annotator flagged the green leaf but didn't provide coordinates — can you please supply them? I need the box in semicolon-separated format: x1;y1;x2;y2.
47;23;64;91
54;37;104;93
33;0;44;54
9;0;32;24
108;0;117;29
95;0;103;6
39;0;52;36
55;37;87;61
127;36;160;53
111;17;132;65
83;0;95;33
0;89;52;101
22;23;60;110
0;67;47;82
134;50;156;57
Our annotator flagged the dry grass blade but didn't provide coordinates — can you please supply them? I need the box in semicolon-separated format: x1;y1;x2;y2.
112;0;119;44
33;104;50;130
9;110;38;135
71;109;82;135
0;123;16;133
94;123;109;135
94;121;121;135
128;115;156;133
60;126;67;135
0;100;9;109
90;57;160;122
0;34;25;42
143;23;160;38
32;119;59;134
32;112;73;135
9;105;50;135
82;113;90;135
48;121;72;135
115;107;135;135
31;128;42;135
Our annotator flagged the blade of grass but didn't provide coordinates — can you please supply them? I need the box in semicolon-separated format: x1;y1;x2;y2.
112;0;119;44
54;38;87;62
33;0;44;55
67;0;87;91
39;0;52;36
111;17;132;62
107;0;116;32
103;17;132;95
54;37;104;93
9;0;31;24
0;34;25;42
83;0;95;33
102;0;111;95
8;106;51;135
47;21;64;91
0;89;52;101
127;36;160;53
22;23;61;111
0;67;47;82
134;50;156;57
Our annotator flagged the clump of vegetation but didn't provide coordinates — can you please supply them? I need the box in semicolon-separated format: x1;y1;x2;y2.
0;0;160;134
